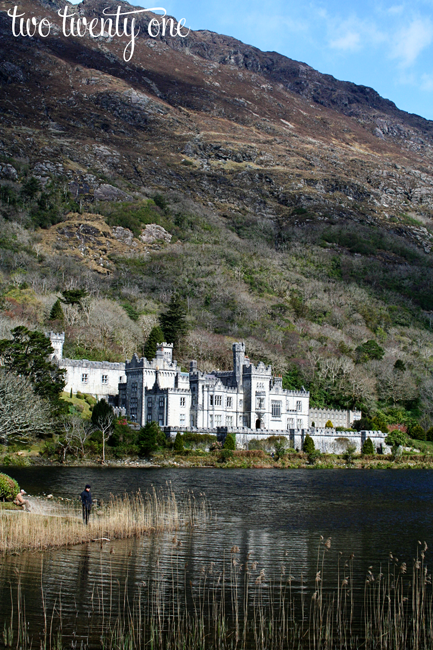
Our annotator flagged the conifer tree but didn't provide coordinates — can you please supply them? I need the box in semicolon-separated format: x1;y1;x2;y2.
303;434;315;454
143;326;165;360
159;293;188;350
223;433;236;450
0;326;65;410
49;299;65;324
60;288;88;310
362;437;375;455
174;432;184;452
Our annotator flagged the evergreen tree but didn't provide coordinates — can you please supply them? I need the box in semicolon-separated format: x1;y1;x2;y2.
174;432;185;452
303;434;315;454
223;433;236;450
49;299;65;324
60;289;88;310
362;437;375;455
0;326;65;408
138;422;165;456
91;399;114;427
159;293;188;350
143;326;165;360
325;420;333;428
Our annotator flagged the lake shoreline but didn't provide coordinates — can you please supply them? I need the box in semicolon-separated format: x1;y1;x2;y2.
4;453;433;470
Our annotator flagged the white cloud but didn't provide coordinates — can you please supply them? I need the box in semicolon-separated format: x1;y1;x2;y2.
391;18;433;67
387;5;405;15
330;31;361;52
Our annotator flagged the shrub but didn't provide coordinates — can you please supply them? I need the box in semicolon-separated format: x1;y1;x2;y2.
344;443;357;464
223;434;236;450
325;420;333;428
303;434;315;454
233;450;266;458
0;473;19;501
182;432;217;450
362;437;375;455
174;433;185;453
426;427;433;442
218;449;234;462
410;424;426;441
308;449;322;465
385;430;407;454
138;422;166;456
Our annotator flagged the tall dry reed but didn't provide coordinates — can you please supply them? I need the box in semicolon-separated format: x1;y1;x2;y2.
3;538;433;649
0;487;208;554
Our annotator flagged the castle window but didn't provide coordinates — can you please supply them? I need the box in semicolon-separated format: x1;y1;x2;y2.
287;418;295;429
102;375;108;384
256;397;265;410
147;414;152;423
130;398;138;407
119;376;123;382
180;413;186;426
81;374;88;384
209;415;214;428
159;414;164;426
192;396;196;407
226;415;233;427
215;395;222;406
296;401;302;411
159;397;164;408
131;382;137;393
215;415;222;426
271;401;281;418
257;382;264;389
180;397;186;407
147;397;152;409
226;396;232;408
209;395;214;406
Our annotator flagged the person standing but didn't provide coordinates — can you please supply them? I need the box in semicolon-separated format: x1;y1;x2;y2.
80;484;92;524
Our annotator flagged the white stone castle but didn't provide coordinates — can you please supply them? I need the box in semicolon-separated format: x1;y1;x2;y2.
49;333;390;453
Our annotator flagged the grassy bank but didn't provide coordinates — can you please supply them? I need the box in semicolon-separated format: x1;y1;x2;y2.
0;488;208;554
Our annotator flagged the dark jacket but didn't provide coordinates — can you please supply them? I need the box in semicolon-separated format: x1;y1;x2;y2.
80;489;92;509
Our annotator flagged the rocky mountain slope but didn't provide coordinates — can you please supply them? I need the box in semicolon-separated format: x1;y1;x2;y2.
1;0;433;426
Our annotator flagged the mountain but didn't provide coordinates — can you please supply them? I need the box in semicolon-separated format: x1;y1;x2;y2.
1;0;433;428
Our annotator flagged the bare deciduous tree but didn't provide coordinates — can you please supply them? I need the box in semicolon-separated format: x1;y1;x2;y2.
60;416;94;460
0;370;51;444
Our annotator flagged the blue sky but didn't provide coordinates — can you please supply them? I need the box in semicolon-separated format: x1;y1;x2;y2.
68;0;433;120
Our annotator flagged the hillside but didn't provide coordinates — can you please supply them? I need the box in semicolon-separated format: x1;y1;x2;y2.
1;0;433;429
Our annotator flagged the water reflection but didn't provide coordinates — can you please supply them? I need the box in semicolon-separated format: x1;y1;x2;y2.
0;467;432;642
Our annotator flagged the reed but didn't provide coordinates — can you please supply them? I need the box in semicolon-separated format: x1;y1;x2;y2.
0;487;208;554
3;538;433;649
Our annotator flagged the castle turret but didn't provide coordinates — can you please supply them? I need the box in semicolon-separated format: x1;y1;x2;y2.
47;332;65;361
156;342;174;366
233;342;245;388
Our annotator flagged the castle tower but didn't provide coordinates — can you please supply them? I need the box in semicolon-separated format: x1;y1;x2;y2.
155;342;174;366
233;342;245;388
47;332;65;360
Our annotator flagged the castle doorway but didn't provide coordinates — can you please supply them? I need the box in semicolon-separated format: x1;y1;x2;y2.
256;418;261;430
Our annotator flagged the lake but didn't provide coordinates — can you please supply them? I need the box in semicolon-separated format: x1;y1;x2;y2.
0;467;432;647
